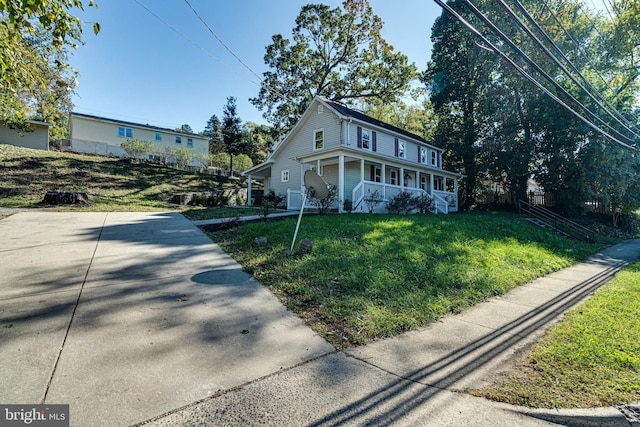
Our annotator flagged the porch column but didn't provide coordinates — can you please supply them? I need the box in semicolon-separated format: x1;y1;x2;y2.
338;154;345;213
360;159;365;182
247;175;252;206
316;160;321;174
430;173;434;194
381;162;386;184
400;167;405;187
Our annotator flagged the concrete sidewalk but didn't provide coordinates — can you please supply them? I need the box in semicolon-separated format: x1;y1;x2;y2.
1;212;639;426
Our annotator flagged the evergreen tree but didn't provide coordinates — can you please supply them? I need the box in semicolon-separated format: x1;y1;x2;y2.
222;96;242;174
203;114;224;153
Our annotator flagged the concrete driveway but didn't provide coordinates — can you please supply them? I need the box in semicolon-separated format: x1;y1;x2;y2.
0;212;333;426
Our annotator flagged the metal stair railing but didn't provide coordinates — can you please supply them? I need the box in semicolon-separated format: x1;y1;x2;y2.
519;200;595;243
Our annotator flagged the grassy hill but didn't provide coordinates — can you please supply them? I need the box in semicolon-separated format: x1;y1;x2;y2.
0;144;236;211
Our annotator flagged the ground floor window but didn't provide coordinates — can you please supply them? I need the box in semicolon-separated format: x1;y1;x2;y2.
420;174;430;191
434;175;444;191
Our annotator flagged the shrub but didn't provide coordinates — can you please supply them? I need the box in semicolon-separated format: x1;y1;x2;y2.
234;154;253;172
121;139;154;160
308;185;338;215
209;152;230;169
415;193;435;214
261;190;285;218
173;148;195;169
363;189;383;213
387;191;418;214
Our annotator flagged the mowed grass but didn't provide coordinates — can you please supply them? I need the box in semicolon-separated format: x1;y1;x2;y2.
208;212;602;347
0;144;228;211
475;259;640;408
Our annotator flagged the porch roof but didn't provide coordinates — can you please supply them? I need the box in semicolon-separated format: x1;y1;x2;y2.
292;146;464;179
242;160;273;178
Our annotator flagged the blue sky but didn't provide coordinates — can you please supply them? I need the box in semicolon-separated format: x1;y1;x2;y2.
69;1;444;132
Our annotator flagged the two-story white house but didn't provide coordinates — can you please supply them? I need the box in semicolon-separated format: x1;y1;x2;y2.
244;96;462;213
66;112;209;165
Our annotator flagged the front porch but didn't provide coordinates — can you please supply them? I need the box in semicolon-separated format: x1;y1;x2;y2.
286;151;459;214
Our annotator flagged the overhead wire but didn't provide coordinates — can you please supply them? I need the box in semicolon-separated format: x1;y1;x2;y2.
499;0;640;140
541;0;637;124
456;0;637;146
181;0;291;104
132;0;261;87
432;0;636;150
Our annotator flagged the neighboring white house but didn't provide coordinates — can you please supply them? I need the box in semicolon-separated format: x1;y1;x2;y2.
66;112;209;164
244;96;462;213
0;120;51;151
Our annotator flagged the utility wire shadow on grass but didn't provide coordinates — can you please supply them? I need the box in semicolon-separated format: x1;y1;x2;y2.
309;259;628;426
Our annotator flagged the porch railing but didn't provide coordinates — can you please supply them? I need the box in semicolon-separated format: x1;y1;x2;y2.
352;181;455;214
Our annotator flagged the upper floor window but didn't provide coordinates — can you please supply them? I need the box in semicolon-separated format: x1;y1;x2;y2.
118;127;133;138
187;138;193;148
361;129;371;150
175;136;182;144
420;147;428;164
431;151;438;166
155;133;162;141
281;169;290;183
314;129;324;150
397;140;406;159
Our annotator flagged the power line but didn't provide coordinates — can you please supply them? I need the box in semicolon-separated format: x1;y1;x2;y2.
541;0;636;126
432;0;636;150
457;0;637;146
499;0;640;140
132;0;261;87
181;0;291;104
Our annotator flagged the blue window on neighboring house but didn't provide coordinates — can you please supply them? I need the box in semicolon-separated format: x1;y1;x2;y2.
175;136;182;144
118;127;133;138
187;138;193;148
155;133;162;141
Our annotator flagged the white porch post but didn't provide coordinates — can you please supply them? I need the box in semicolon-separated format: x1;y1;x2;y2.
360;159;365;182
430;173;434;194
381;162;386;184
338;154;345;213
247;175;252;206
400;167;405;187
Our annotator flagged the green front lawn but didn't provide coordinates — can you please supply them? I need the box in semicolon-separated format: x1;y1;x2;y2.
208;212;602;347
475;259;640;408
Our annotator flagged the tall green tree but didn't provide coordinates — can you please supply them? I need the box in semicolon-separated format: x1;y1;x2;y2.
1;1;99;131
424;0;495;209
250;0;417;136
203;114;224;154
222;96;243;174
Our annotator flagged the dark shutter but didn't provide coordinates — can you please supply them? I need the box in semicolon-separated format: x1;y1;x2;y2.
372;131;377;152
394;138;399;157
417;146;421;163
357;127;362;148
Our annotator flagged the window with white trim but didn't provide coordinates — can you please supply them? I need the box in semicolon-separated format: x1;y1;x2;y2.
187;138;193;148
155;133;162;141
431;151;438;166
420;147;428;164
390;170;398;186
398;140;406;159
175;136;182;144
362;129;371;150
281;169;289;183
314;129;324;150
